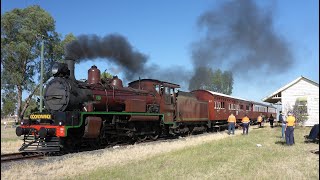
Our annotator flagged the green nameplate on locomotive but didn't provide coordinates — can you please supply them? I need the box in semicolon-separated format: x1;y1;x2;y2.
29;114;52;120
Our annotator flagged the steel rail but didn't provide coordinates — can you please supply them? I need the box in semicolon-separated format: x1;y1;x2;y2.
1;152;44;163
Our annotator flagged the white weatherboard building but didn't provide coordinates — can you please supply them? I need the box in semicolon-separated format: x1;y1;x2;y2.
262;76;319;126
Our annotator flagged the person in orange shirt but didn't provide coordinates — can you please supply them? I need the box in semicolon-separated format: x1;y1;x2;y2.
285;111;296;145
227;113;236;135
257;114;263;128
241;114;250;135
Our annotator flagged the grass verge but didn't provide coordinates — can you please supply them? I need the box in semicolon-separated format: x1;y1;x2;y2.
1;126;318;180
73;126;319;180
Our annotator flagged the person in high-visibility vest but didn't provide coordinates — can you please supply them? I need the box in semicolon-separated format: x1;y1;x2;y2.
227;113;237;135
257;114;263;128
285;111;296;145
241;114;250;135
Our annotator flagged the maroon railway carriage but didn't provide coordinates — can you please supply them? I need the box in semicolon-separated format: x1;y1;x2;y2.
192;90;276;125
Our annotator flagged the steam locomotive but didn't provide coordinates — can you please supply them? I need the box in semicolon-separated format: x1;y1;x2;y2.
16;59;276;153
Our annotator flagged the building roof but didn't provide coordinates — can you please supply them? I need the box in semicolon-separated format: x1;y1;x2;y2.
262;76;319;104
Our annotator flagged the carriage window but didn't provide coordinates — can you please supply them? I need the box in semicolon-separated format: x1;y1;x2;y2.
170;88;174;96
160;85;164;94
164;87;170;95
215;101;223;109
155;85;160;94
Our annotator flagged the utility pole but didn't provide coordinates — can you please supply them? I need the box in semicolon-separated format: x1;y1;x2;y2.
39;37;44;113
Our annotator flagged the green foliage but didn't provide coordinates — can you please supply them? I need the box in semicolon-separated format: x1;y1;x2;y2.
22;98;38;117
189;66;233;95
43;32;76;81
101;71;113;79
1;89;17;117
1;5;55;89
292;99;308;125
1;6;75;119
188;67;213;90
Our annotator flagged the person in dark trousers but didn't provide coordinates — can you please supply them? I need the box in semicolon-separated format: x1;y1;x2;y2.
285;111;296;145
257;114;263;128
279;111;286;139
269;114;274;128
305;124;319;142
241;114;250;135
227;113;236;135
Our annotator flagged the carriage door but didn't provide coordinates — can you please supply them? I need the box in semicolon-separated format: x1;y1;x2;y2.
163;86;175;123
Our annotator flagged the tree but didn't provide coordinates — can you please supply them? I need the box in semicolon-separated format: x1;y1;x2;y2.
101;71;113;79
221;71;233;95
1;6;74;121
189;67;213;91
211;69;222;92
188;67;233;95
22;98;38;118
291;99;308;126
1;88;17;117
210;69;233;95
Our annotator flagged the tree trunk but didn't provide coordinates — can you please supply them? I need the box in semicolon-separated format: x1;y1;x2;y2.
19;84;40;120
16;85;23;121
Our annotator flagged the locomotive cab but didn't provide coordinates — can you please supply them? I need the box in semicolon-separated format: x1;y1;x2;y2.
128;79;180;123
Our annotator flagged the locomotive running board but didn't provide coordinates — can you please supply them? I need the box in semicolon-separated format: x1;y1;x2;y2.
19;135;61;152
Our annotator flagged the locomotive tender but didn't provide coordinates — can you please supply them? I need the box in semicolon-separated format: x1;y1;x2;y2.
16;59;276;153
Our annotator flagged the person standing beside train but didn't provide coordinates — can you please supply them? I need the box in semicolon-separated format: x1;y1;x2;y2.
241;114;250;135
269;114;275;128
257;114;263;128
227;113;237;135
285;112;296;145
279;111;286;139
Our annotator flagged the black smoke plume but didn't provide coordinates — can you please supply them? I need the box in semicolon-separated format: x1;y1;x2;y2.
65;34;192;87
65;34;148;80
190;0;293;85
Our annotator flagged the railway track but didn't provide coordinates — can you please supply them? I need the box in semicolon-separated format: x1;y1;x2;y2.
1;152;45;163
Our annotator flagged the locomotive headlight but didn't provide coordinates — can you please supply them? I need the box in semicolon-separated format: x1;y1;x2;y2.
52;63;59;75
59;121;62;126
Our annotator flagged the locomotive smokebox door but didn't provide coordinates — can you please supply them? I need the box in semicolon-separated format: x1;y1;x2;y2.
83;116;102;138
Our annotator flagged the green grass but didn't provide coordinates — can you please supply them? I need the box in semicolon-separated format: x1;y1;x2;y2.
71;126;319;180
1;125;21;142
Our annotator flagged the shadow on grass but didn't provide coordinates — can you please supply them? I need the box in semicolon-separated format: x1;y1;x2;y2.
274;140;286;146
252;126;266;129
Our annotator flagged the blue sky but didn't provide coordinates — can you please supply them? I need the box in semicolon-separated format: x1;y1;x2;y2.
1;0;319;102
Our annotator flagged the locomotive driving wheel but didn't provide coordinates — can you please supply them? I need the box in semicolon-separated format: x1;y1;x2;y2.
137;135;148;142
149;134;159;140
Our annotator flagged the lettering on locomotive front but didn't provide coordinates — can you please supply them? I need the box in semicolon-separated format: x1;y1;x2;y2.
29;114;52;120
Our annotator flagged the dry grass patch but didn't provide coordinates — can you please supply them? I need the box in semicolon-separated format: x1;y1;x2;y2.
1;125;21;154
1;130;237;179
1;126;318;180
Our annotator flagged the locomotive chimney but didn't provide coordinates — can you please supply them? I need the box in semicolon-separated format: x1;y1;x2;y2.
88;65;101;84
65;59;75;80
